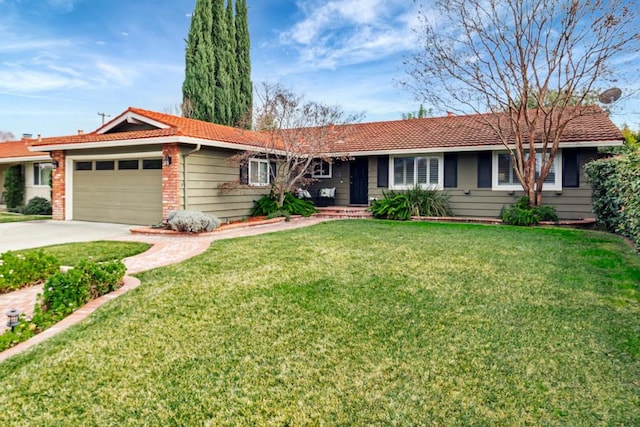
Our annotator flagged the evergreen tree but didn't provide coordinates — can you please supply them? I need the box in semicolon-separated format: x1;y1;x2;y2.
235;0;252;128
212;0;232;125
182;0;215;121
226;0;241;126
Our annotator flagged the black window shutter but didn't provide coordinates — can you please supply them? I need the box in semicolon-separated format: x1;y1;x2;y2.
444;153;458;188
477;152;492;188
239;164;248;185
377;156;389;187
562;149;579;188
269;161;277;181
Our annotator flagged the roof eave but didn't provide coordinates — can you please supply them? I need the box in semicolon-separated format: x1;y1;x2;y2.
0;155;51;164
326;139;624;157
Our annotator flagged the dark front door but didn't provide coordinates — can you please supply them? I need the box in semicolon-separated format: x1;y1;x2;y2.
350;157;368;205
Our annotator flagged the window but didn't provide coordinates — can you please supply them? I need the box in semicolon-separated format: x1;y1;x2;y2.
118;160;139;170
391;156;442;189
75;161;92;171
95;161;115;171
493;151;561;191
311;159;332;178
33;163;52;186
249;159;270;186
142;159;162;170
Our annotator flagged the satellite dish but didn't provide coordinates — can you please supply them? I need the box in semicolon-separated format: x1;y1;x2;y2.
598;87;622;104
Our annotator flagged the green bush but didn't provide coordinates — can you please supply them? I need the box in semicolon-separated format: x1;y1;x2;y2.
370;185;452;220
585;150;640;250
0;258;126;351
23;196;52;215
33;259;126;329
251;192;318;217
0;250;60;293
501;196;558;226
3;165;24;210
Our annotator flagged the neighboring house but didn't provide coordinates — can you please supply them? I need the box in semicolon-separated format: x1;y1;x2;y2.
29;106;622;225
0;138;52;207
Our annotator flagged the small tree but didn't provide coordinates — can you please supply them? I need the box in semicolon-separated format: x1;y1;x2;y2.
0;131;15;142
234;83;361;207
405;0;638;206
4;165;24;210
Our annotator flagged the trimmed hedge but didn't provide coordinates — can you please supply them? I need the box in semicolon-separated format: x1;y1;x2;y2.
585;150;640;250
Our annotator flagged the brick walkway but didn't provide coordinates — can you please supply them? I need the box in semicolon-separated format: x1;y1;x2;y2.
0;217;330;362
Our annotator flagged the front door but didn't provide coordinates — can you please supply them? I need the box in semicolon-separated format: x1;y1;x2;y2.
350;157;368;205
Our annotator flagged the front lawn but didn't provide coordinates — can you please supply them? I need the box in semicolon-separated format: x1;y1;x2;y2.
0;221;638;425
17;240;151;266
0;212;51;223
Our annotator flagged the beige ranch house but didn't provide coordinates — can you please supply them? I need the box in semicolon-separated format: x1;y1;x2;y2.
25;106;622;225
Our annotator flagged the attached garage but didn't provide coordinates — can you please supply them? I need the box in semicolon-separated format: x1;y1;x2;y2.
72;158;162;225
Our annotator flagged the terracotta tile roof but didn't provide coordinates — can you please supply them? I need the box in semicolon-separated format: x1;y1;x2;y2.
30;107;269;148
0;139;49;160
333;105;623;153
28;105;621;153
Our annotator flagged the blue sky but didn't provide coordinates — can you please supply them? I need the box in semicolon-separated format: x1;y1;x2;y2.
0;0;638;138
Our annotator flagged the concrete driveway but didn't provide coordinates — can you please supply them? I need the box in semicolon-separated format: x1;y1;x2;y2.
0;220;134;253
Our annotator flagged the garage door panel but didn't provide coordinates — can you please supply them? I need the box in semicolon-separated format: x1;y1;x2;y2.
73;161;162;225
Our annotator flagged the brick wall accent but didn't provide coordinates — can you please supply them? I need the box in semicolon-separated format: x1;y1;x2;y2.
162;143;182;219
51;150;66;220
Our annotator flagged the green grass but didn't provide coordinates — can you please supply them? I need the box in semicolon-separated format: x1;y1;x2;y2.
0;221;638;425
17;241;151;266
0;212;51;223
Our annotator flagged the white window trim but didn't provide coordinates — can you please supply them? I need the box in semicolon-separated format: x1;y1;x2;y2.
249;158;270;187
492;150;562;192
311;159;332;178
31;162;53;187
389;154;444;190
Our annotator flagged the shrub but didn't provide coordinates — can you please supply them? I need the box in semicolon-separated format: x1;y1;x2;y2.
167;210;221;233
251;192;318;217
0;250;60;293
33;259;126;329
0;258;127;351
3;165;24;210
266;209;291;221
585;150;640;250
370;185;452;220
501;196;558;226
370;193;412;220
23;197;52;215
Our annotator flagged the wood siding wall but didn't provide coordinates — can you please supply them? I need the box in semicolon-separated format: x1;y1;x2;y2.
307;161;351;205
369;149;598;219
183;147;271;220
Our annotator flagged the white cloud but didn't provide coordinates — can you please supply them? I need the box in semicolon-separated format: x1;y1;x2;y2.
47;0;77;13
278;1;419;72
0;69;85;92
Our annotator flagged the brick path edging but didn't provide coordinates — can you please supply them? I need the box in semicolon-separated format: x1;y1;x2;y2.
0;276;141;363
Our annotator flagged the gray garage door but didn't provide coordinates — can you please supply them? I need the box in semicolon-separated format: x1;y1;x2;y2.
73;158;162;225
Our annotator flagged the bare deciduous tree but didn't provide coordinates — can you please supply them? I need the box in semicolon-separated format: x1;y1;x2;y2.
233;82;361;207
0;131;15;142
405;0;639;206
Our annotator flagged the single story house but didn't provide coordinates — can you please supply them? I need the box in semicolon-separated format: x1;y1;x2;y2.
0;138;52;207
28;105;622;225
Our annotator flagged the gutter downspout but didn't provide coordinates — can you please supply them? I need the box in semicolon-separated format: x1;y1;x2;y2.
182;144;201;211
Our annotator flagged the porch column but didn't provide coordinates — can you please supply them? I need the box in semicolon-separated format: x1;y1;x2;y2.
51;150;66;220
162;143;181;219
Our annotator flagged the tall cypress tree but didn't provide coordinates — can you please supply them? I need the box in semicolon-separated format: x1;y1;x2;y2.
212;0;232;125
226;0;241;126
182;0;215;121
235;0;252;128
